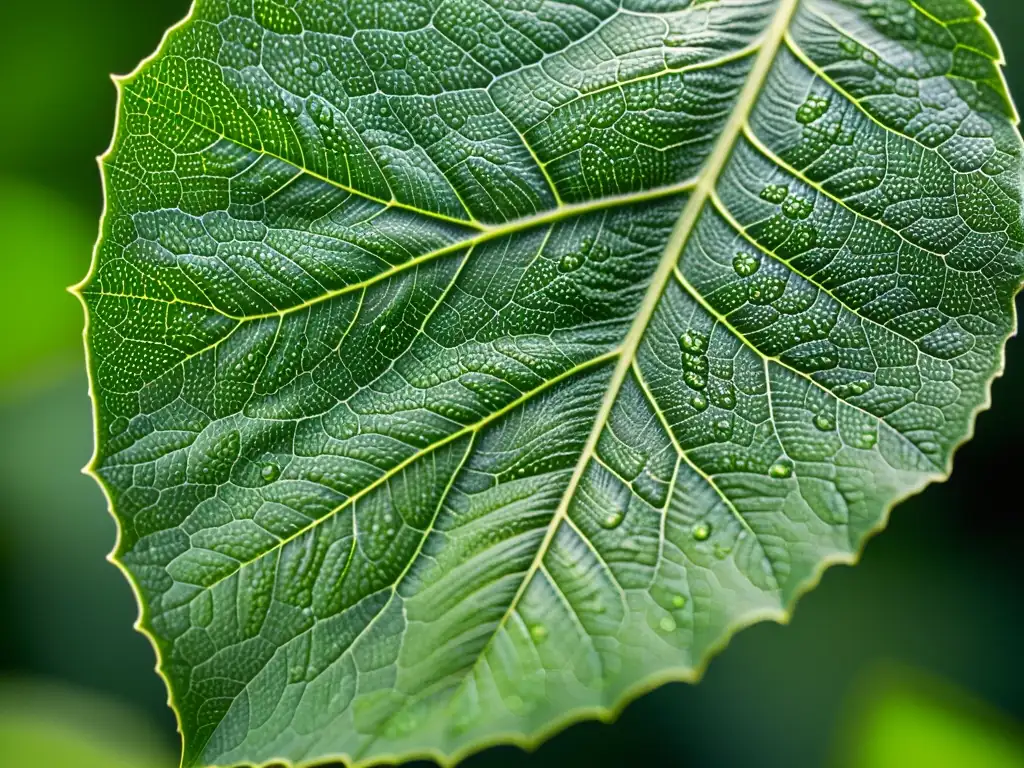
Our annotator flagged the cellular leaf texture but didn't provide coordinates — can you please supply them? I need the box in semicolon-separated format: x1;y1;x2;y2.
78;0;1024;766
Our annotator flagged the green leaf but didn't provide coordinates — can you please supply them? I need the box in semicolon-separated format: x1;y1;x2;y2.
77;1;1024;766
0;679;173;768
0;178;92;387
836;665;1024;768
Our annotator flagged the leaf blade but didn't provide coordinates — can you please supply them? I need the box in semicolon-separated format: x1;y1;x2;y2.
78;1;1024;766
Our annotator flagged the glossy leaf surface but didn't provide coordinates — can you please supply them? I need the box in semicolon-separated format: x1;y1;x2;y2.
78;0;1024;766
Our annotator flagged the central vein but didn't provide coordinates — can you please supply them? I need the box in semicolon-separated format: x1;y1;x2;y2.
495;0;802;627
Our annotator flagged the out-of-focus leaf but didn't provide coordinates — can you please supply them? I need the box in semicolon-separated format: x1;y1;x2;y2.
0;0;191;192
837;665;1024;768
0;372;170;708
0;679;173;768
0;179;92;386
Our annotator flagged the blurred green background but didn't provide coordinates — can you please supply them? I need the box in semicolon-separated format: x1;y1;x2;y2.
0;2;1022;766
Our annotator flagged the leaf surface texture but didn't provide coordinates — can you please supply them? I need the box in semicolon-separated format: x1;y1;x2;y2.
79;0;1024;765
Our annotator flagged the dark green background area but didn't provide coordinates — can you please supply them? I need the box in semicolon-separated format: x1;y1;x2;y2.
0;2;1021;766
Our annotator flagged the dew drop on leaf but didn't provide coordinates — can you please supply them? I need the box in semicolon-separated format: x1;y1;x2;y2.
733;251;760;277
781;194;814;220
713;382;736;409
679;330;706;353
684;370;707;390
796;94;830;124
558;252;583;273
601;510;624;529
76;2;1024;764
760;184;789;204
850;380;872;395
715;418;733;440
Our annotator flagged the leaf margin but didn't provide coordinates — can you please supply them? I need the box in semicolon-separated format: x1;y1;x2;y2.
69;0;1024;766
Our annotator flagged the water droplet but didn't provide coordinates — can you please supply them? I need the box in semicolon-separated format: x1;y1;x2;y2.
748;275;786;305
690;393;708;411
601;510;624;529
261;463;280;482
769;461;793;479
849;380;872;395
530;624;548;642
714;382;736;409
760;184;789;204
692;522;711;541
792;223;818;251
733;252;760;277
782;194;814;220
796;94;830;124
672;594;687;608
814;414;834;431
680;330;706;354
681;351;701;370
715;417;733;440
684;371;707;390
558;252;583;273
839;38;860;56
589;243;611;262
659;616;677;632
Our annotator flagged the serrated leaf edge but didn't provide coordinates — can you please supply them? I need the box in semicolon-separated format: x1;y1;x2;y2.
69;1;1022;767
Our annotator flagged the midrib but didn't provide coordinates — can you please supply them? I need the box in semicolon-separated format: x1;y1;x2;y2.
487;0;802;651
202;0;804;758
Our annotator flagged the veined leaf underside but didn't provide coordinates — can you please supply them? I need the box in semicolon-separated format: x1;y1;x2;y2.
77;0;1024;766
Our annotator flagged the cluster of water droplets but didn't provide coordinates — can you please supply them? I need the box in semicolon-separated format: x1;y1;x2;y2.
679;330;711;404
